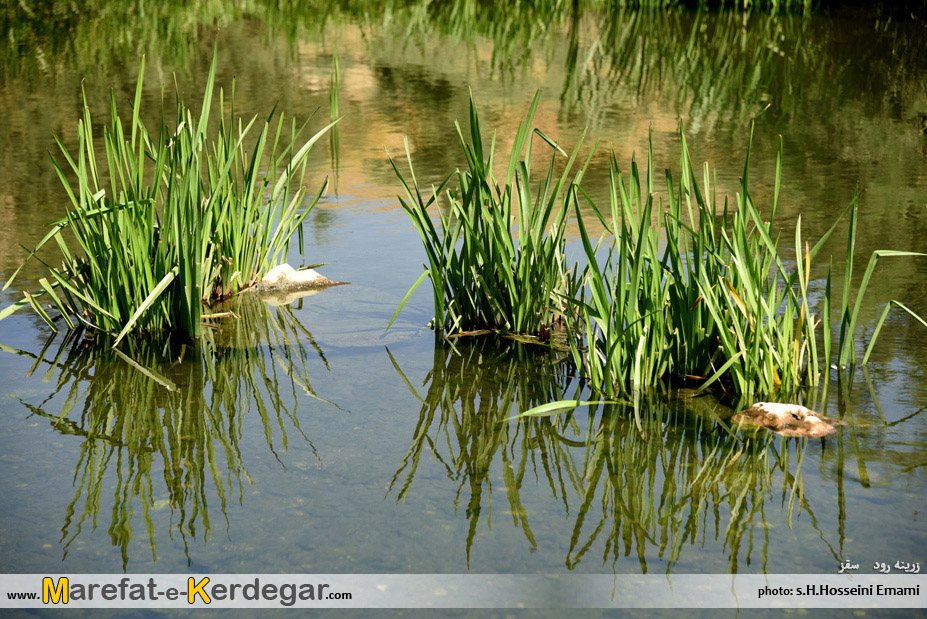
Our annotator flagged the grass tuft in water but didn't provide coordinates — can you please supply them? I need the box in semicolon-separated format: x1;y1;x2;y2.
390;92;926;396
0;47;334;344
387;91;587;339
330;52;341;181
564;127;927;398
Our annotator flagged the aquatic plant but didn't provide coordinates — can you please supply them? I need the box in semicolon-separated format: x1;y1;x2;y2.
389;86;925;394
330;52;341;178
0;50;334;343
388;92;586;338
566;130;927;398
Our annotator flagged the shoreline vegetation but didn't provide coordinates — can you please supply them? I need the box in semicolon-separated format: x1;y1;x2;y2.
0;50;335;344
389;94;927;400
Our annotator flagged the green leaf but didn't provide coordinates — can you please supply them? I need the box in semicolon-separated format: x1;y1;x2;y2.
385;270;430;333
509;400;619;421
113;267;179;347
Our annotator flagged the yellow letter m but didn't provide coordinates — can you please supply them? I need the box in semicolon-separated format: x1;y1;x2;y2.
43;577;68;604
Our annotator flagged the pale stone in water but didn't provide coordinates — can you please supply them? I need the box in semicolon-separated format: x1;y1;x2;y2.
260;264;331;289
261;288;325;306
251;263;346;305
732;401;846;438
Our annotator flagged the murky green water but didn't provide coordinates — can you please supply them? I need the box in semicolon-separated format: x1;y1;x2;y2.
1;0;926;602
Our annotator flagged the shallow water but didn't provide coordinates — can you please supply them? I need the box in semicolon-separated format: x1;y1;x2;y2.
0;0;926;608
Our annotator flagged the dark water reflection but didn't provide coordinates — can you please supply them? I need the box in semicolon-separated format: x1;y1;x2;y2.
387;340;577;567
0;304;923;576
386;338;859;575
4;295;332;569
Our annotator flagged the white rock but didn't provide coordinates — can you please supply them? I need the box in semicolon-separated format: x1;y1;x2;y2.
749;402;816;422
261;288;324;306
733;401;845;438
257;263;343;292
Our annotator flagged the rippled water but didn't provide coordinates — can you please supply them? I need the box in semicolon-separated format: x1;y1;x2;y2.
0;2;925;605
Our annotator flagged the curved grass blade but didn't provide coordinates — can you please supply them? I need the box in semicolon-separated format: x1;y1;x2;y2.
385;270;430;334
510;399;620;421
112;267;178;347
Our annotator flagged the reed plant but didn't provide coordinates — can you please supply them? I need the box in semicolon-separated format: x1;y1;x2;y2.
567;129;926;398
387;92;586;338
330;53;341;178
389;93;926;395
1;50;334;343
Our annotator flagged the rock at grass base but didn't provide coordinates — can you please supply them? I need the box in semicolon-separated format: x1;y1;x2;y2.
732;402;846;439
250;263;346;306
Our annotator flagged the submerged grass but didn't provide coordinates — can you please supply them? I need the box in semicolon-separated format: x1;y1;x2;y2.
1;49;334;343
388;92;586;338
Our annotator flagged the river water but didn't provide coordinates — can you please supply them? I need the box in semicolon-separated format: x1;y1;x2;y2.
0;1;925;605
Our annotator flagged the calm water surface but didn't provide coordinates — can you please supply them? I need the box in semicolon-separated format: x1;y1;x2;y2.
0;2;925;605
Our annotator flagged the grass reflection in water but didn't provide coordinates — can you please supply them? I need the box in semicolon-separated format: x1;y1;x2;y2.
7;294;336;569
388;337;845;573
388;338;577;568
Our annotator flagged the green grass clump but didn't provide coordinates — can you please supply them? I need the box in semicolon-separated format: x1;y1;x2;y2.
1;49;334;344
387;91;927;398
387;92;586;338
389;93;926;396
329;53;341;178
571;132;812;396
568;129;926;398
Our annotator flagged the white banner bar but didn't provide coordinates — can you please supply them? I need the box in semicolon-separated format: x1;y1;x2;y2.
0;574;923;609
